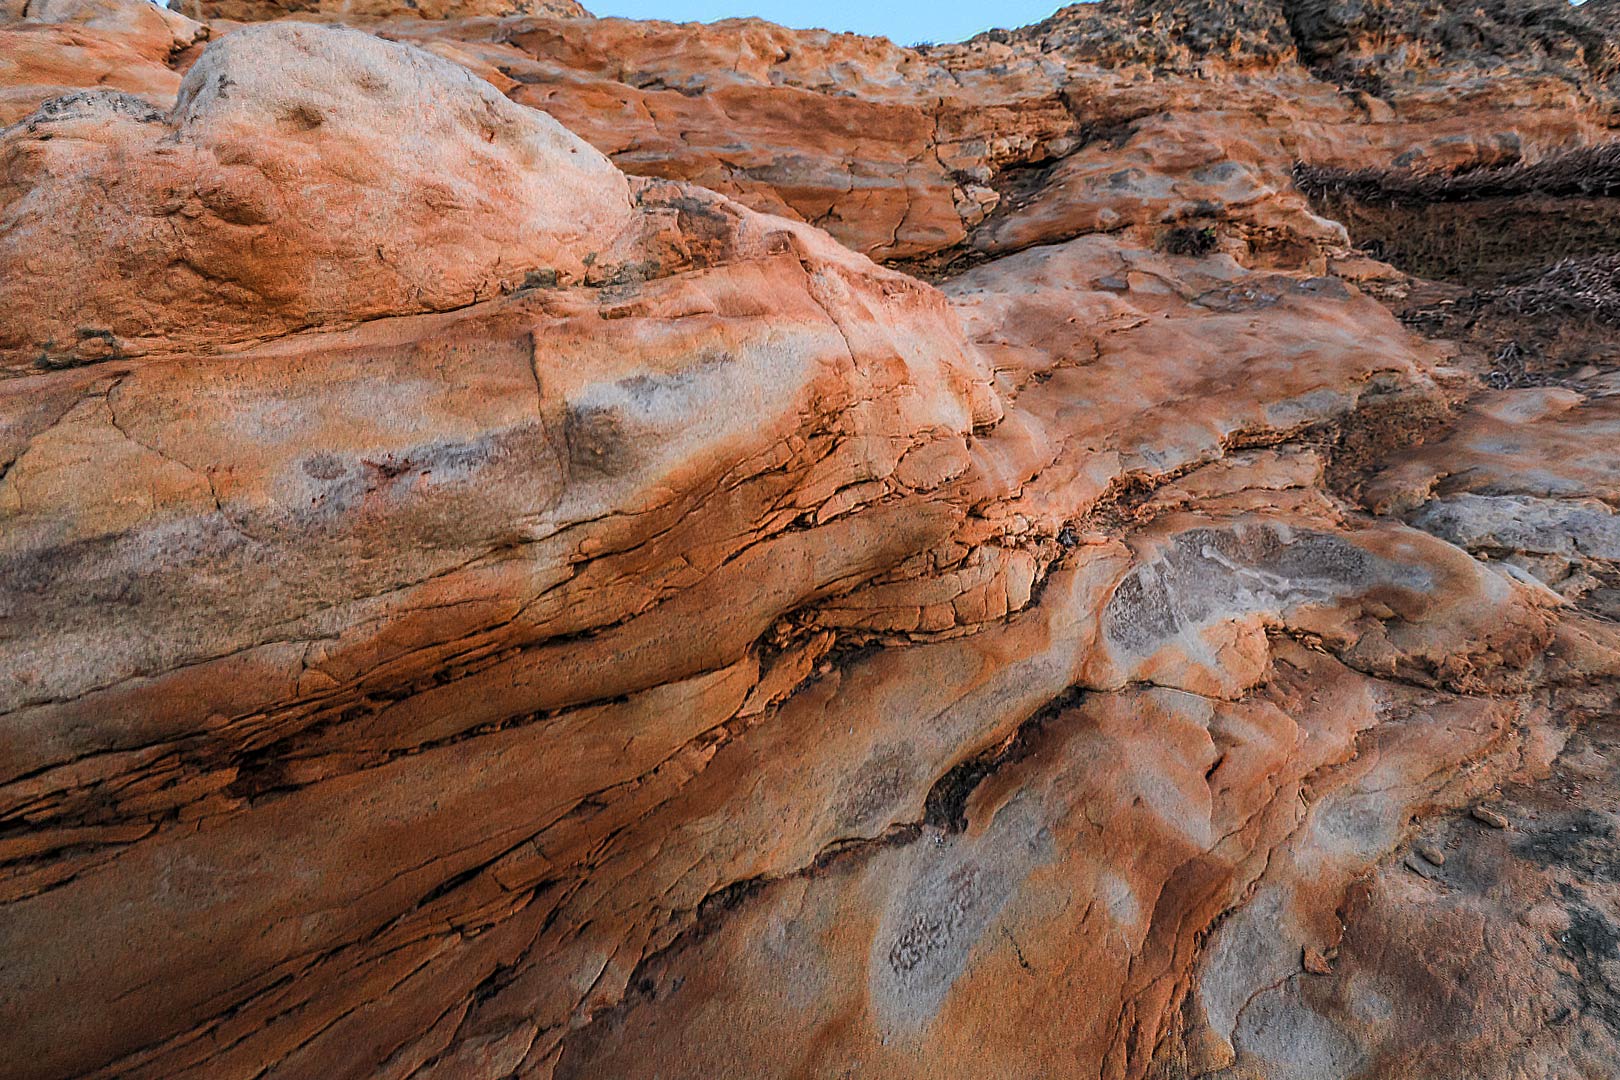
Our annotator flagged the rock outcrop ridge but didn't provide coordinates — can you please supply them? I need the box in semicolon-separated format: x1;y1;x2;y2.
3;1;1620;1078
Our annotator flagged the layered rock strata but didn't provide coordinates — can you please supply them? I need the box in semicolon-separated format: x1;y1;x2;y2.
3;1;1620;1079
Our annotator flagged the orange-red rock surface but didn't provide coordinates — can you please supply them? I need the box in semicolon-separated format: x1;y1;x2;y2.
3;0;1620;1078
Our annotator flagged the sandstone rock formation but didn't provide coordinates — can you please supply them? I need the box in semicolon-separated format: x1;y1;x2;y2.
1;21;641;367
2;0;1620;1078
188;0;589;27
0;0;207;125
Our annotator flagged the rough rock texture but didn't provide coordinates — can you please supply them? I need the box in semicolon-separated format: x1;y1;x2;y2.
0;0;207;126
187;0;589;26
0;21;644;367
3;1;1620;1078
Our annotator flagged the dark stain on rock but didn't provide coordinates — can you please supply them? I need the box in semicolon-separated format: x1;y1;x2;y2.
1517;810;1620;885
565;404;637;478
887;863;985;977
301;452;348;482
1555;884;1620;1035
834;747;915;830
293;426;536;526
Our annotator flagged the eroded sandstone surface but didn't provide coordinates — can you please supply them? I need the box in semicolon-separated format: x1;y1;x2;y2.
3;0;1620;1077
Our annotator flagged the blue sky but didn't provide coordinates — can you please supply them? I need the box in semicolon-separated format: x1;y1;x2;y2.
586;0;1065;45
